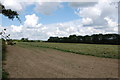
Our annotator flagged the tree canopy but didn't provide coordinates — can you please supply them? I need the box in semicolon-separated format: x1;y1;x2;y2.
0;3;21;22
47;34;120;45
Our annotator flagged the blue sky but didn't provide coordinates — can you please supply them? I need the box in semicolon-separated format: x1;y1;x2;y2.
2;2;80;26
0;1;118;40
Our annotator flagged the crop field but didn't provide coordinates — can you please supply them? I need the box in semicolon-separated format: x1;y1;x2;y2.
17;42;119;59
4;42;119;78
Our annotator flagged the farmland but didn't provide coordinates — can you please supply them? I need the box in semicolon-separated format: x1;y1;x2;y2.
4;43;118;78
17;42;119;59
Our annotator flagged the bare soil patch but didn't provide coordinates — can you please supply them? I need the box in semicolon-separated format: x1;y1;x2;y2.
4;45;118;78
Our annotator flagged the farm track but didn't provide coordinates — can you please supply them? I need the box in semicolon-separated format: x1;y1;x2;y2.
4;45;118;78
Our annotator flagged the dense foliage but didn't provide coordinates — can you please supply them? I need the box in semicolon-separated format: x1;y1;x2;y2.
0;3;20;22
48;34;120;45
19;38;41;42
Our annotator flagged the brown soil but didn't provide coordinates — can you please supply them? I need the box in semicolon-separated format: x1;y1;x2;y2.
4;45;118;78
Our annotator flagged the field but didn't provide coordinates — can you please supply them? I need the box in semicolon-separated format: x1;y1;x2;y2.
4;42;118;78
18;42;119;59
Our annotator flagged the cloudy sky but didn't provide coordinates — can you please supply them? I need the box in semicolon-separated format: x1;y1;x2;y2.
0;0;119;40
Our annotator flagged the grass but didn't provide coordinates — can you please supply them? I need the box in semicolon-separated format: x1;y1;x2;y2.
2;69;9;79
17;42;119;59
0;40;9;79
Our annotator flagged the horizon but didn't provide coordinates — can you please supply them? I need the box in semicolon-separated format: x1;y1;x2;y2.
4;33;119;41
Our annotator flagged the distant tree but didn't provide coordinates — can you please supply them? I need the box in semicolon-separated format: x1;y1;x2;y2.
21;38;29;42
83;35;92;43
69;35;78;43
47;34;120;45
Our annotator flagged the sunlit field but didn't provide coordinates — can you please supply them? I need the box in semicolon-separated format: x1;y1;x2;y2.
17;42;119;59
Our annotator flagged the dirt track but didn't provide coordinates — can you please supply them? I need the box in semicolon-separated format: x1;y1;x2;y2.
4;45;118;78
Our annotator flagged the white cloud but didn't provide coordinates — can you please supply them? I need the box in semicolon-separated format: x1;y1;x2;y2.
69;2;97;8
2;0;22;11
24;14;39;27
75;0;118;26
82;18;93;25
1;0;36;11
77;7;101;19
1;0;63;15
34;2;63;15
11;25;23;32
104;17;118;27
0;18;118;40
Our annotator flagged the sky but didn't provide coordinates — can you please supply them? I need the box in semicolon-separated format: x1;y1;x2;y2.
0;0;119;40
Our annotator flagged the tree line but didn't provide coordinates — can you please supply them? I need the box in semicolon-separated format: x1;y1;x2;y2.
20;38;42;42
47;34;120;45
